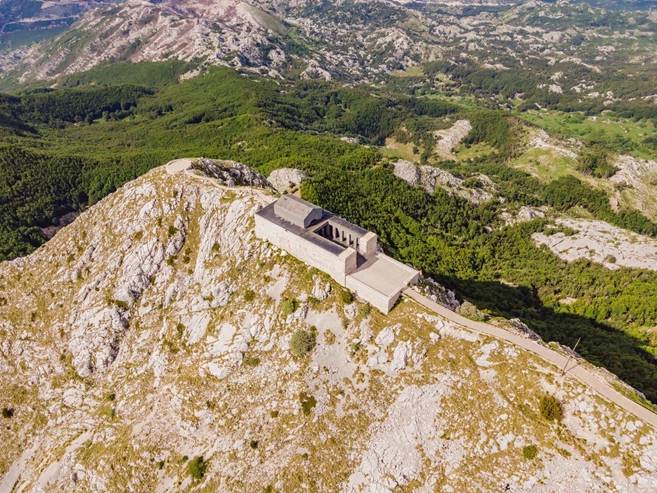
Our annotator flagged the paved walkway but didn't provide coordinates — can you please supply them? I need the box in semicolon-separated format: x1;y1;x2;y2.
403;288;657;430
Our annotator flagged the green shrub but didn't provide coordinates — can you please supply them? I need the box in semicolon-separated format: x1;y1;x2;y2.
539;394;564;421
281;297;298;316
187;456;207;479
243;356;261;367
244;289;256;302
100;405;115;419
358;304;371;318
456;301;485;322
167;225;178;237
156;460;164;470
299;392;317;416
112;299;129;311
1;407;13;418
105;392;116;401
341;290;354;304
250;440;259;449
523;445;538;460
289;330;316;357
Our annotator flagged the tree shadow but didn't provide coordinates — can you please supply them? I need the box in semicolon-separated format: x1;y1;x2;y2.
437;275;657;404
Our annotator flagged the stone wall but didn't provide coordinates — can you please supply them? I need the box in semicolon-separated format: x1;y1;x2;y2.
346;275;397;314
255;215;348;285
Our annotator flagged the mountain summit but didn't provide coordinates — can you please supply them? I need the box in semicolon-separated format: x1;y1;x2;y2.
0;161;655;491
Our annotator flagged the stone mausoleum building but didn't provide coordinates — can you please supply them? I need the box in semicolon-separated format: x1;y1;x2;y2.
255;195;419;314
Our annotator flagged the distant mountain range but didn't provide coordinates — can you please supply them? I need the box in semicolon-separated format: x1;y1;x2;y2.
2;0;657;90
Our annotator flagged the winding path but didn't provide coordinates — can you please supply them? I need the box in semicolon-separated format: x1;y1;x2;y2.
403;288;657;430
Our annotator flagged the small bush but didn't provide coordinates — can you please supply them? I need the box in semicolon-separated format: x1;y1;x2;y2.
341;290;354;304
250;440;259;449
243;356;261;367
299;392;317;416
324;330;336;345
281;297;298;315
269;410;279;418
112;299;129;311
156;460;164;469
358;304;371;318
167;225;178;237
187;456;207;480
100;405;115;419
175;323;185;339
523;445;538;460
244;289;256;302
456;301;485;322
289;330;316;357
539;394;564;421
1;407;14;418
105;392;116;401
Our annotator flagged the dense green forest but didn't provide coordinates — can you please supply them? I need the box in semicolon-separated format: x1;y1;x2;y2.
1;63;657;404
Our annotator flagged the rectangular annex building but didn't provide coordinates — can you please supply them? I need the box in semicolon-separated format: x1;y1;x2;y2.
255;195;420;314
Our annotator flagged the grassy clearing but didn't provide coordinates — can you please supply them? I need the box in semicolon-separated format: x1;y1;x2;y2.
519;110;657;161
453;141;496;162
509;148;583;184
391;65;424;78
381;137;419;163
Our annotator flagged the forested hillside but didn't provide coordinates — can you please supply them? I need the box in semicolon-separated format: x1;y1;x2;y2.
1;63;657;405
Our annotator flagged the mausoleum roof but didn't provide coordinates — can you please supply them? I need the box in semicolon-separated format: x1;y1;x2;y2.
273;195;323;228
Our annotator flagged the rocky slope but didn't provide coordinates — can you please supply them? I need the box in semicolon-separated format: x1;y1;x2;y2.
4;0;657;93
0;162;656;492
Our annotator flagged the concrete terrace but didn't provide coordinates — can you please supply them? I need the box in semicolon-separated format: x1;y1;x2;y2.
349;254;419;298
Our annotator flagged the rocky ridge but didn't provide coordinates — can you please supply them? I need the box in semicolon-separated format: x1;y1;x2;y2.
0;163;655;491
3;0;657;95
393;158;495;204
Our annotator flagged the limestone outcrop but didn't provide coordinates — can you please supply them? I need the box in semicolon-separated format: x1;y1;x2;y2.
532;218;657;271
267;168;308;194
393;159;495;204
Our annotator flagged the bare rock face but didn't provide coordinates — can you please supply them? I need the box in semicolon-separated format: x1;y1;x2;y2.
610;155;657;220
311;276;331;301
267;168;308;194
393;159;421;187
532;218;657;271
501;206;546;226
190;158;274;189
433;120;472;160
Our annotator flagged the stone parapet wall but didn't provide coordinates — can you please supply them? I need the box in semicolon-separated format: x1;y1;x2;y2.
346;275;397;314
